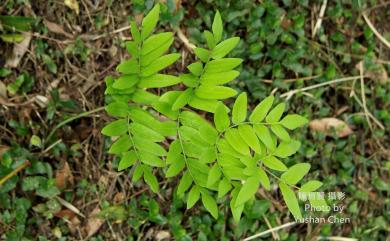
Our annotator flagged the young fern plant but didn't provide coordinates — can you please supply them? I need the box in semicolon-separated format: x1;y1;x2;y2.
102;4;324;222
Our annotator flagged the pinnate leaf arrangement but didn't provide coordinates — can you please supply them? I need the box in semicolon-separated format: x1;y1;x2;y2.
102;4;323;222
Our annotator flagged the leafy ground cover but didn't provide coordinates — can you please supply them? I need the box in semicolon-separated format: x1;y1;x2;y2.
0;0;389;240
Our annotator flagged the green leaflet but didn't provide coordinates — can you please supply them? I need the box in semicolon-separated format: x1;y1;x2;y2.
266;103;286;123
101;119;127;136
280;114;308;130
238;125;261;153
195;85;237;100
253;124;276;151
200;70;239;85
130;21;141;43
105;102;129;117
204;58;243;73
279;182;302;220
217;140;244;160
212;10;223;43
187;62;203;76
132;164;143;182
180;73;198;87
300;180;323;192
204;30;215;49
262;155;287;171
133;136;167;156
131;89;159;104
126;41;138;56
199;125;218;145
116;59;139;74
232;92;247;124
188;96;220;113
129;122;165;142
217;178;232;198
235;175;260;207
211;37;240;59
141;38;174;66
113;75;139;89
138;74;181;88
249;95;274;122
230;186;244;222
166;154;185;177
139;151;165;167
214;103;230;132
166;140;181;164
281;163;311;185
177;172;193;197
217;154;243;168
274;140;301;158
141;32;173;55
256;168;270;190
194;48;210;62
109;135;132;154
172;88;194;111
207;164;221;188
187;185;200;209
143;166;159;193
141;53;180;77
141;4;160;40
118;151;137;171
270;124;291;142
225;129;250;156
201;191;218;219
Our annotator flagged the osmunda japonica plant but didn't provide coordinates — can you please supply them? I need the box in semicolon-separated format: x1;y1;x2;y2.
102;4;324;221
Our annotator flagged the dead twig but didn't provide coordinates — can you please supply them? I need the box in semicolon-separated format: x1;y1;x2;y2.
243;222;297;241
362;11;390;49
0;160;30;186
280;76;361;99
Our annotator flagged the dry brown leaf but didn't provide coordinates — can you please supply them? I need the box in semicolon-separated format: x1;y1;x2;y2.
44;19;73;38
309;118;353;138
67;216;81;235
113;192;125;204
5;32;32;68
155;230;171;241
55;161;74;189
86;207;104;238
55;209;76;219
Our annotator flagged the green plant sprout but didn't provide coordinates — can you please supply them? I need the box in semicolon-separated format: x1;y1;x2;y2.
101;4;324;222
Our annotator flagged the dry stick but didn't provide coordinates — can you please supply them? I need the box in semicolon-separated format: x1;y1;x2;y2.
358;63;373;131
0;160;30;186
312;0;328;38
243;222;297;241
362;11;390;49
352;94;385;130
280;76;361;99
176;28;196;51
262;214;280;240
